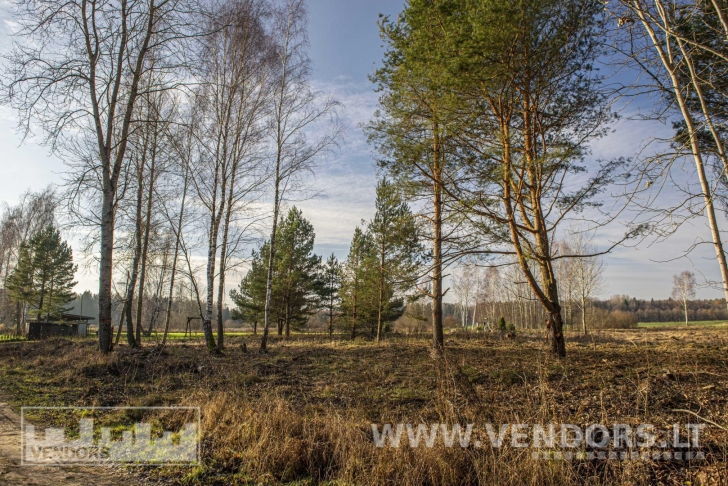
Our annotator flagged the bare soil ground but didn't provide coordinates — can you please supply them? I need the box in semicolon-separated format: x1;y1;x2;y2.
0;398;139;485
0;328;726;485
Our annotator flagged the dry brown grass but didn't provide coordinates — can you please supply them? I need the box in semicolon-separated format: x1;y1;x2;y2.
0;329;726;485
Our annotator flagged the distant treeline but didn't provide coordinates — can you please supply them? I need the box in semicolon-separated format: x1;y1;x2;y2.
594;295;728;323
440;294;727;334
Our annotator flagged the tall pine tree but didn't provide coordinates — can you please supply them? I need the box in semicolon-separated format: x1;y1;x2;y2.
230;246;268;335
7;225;77;321
320;253;342;337
276;208;322;336
367;178;421;341
339;227;375;339
231;208;322;338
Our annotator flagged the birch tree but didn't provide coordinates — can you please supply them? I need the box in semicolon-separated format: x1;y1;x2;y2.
566;230;606;335
453;266;478;330
159;109;194;346
259;0;340;352
193;0;272;352
1;0;202;353
614;0;728;310
672;270;696;325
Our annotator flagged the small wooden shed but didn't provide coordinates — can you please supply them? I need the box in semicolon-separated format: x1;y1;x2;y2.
26;313;95;340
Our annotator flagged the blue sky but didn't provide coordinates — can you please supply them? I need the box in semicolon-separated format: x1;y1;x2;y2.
0;0;725;300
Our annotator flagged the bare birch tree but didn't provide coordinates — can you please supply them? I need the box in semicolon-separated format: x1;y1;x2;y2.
672;270;696;326
566;230;606;335
259;0;340;352
614;0;728;311
1;0;202;353
452;266;478;330
159;113;194;345
192;0;273;352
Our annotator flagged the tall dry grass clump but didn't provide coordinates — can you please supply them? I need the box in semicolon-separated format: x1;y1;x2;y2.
178;379;639;485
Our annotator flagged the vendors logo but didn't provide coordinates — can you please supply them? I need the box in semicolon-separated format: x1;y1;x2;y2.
371;422;706;461
21;406;200;466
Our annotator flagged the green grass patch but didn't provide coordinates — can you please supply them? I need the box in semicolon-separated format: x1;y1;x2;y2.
637;320;727;328
0;334;26;343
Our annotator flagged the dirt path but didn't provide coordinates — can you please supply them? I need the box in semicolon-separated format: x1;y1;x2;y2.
0;401;142;486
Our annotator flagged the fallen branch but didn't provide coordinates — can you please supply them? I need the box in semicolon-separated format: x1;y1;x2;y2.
672;409;727;431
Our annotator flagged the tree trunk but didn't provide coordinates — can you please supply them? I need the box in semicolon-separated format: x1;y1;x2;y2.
581;295;587;336
124;260;140;347
36;274;47;321
216;222;230;350
351;274;358;340
260;161;281;353
123;160;146;349
15;301;21;336
202;166;226;353
376;264;384;342
329;303;333;337
202;231;220;352
547;311;566;357
216;150;241;351
215;197;235;349
161;164;188;346
135;129;158;344
98;157;116;352
215;258;227;349
431;165;444;355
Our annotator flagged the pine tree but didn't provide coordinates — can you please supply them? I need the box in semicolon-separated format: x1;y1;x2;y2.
42;228;77;319
275;208;322;336
339;227;376;339
230;246;268;335
6;242;34;325
367;178;421;341
231;208;322;338
320;253;342;337
373;0;614;357
368;7;475;354
7;225;77;321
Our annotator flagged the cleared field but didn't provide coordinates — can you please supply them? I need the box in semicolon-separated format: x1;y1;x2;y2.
159;331;251;341
0;329;725;485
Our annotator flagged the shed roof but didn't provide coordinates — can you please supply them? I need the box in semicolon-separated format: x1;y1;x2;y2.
57;313;95;322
